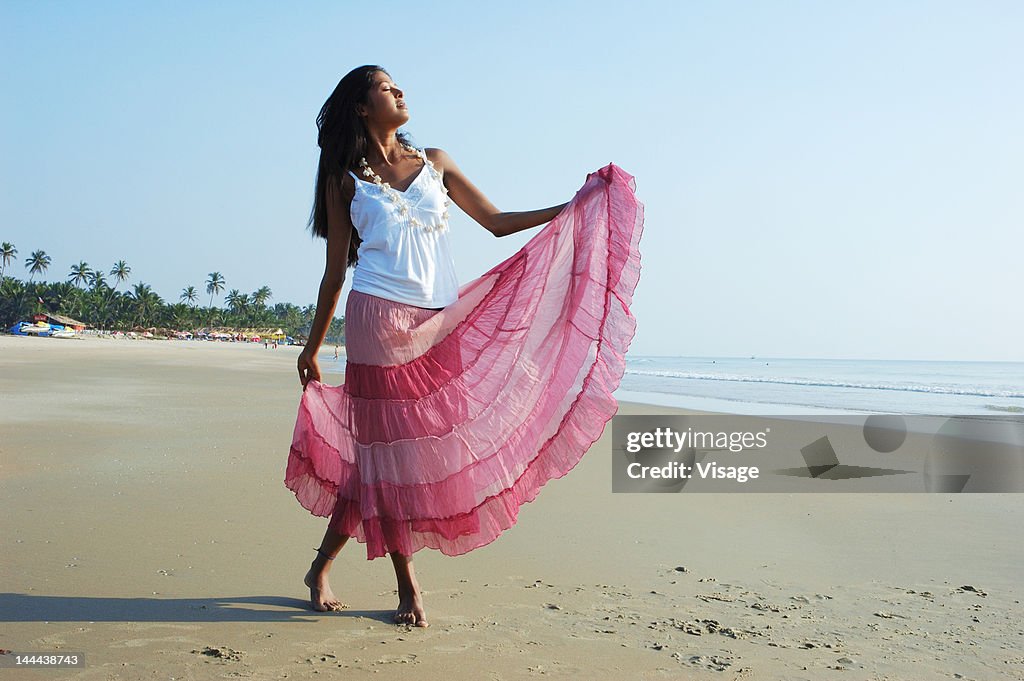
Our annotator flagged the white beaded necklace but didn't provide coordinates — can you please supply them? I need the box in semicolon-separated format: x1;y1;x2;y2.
358;144;451;233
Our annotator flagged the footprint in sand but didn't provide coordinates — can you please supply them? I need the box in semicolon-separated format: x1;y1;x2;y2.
874;611;909;619
373;653;418;665
677;653;734;672
192;646;243;662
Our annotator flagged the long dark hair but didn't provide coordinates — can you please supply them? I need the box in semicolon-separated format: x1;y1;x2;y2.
307;65;415;268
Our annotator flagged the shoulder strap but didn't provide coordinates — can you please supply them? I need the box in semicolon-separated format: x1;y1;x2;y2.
347;170;365;192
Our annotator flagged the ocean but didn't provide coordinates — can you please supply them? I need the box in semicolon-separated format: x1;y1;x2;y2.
318;351;1024;415
615;356;1024;415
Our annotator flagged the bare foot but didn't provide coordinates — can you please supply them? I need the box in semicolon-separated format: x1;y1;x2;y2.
304;564;348;612
394;586;428;627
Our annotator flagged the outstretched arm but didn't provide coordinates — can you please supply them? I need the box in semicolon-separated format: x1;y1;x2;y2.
428;148;569;238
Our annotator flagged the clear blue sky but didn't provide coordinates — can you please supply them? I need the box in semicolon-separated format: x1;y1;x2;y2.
2;1;1021;361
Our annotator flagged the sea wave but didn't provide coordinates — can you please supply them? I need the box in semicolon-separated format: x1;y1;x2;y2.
623;369;1024;399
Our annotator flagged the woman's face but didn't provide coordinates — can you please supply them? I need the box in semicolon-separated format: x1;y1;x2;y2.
360;71;409;126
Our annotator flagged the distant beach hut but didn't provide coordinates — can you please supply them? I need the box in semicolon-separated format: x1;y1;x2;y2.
33;311;88;331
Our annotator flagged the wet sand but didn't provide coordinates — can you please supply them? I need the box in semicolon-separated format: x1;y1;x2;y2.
1;334;1022;680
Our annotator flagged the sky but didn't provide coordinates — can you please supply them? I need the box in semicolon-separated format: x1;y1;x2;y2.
2;1;1021;361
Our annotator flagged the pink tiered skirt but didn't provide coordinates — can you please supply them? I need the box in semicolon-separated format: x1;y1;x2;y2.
285;163;644;560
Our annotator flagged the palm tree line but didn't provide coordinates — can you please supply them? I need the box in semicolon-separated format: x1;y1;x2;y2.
0;242;345;343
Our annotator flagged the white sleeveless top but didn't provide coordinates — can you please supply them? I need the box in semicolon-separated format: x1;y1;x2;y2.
348;149;459;309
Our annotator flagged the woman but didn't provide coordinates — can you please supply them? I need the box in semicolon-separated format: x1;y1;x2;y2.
286;65;643;628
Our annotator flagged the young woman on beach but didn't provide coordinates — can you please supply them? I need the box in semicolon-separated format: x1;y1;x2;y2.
285;65;643;627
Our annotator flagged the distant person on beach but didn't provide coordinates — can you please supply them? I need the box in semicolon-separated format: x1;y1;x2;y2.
286;65;643;627
333;345;339;361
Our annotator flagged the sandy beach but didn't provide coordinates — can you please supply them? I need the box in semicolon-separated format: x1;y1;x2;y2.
2;334;1022;680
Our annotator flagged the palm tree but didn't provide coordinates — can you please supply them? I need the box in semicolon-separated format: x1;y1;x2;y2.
129;282;163;328
87;271;110;329
205;272;226;327
252;286;272;306
83;271;109;327
250;285;272;326
0;277;27;327
130;283;150;328
46;281;78;316
106;260;131;301
68;261;92;289
105;291;132;331
180;286;199;307
25;250;51;283
87;270;108;291
1;277;24;297
168;302;193;330
98;260;131;330
0;242;17;280
299;303;316;338
225;289;247;321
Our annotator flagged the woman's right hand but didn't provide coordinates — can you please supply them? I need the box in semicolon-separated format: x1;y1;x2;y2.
297;347;321;390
